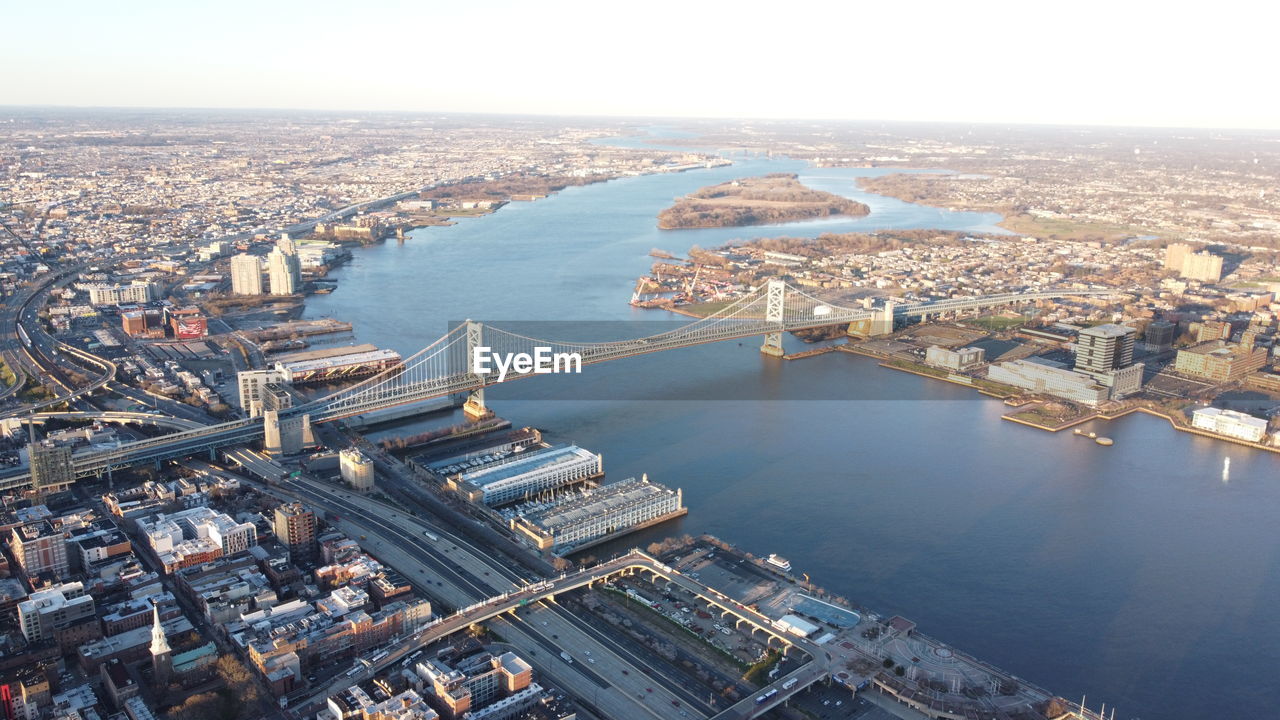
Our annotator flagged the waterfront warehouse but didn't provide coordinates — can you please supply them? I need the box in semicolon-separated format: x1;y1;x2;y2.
510;476;686;553
451;445;602;506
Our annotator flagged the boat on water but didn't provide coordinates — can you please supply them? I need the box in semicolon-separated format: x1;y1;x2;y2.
1223;457;1231;481
1095;437;1113;446
766;554;792;572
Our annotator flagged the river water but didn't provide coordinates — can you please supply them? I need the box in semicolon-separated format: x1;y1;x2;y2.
304;139;1279;720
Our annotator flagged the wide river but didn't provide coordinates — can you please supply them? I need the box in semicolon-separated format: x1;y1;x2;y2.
305;135;1279;720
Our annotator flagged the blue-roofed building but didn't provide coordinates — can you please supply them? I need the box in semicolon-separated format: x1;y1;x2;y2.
450;445;602;505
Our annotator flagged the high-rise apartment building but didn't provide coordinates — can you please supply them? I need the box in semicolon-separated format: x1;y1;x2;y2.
1181;251;1223;283
10;520;70;579
268;248;301;296
237;369;291;417
29;441;75;491
230;253;263;295
272;502;317;563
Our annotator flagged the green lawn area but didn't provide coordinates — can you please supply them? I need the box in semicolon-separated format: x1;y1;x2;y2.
999;213;1147;242
1009;406;1086;427
680;298;740;317
966;315;1026;331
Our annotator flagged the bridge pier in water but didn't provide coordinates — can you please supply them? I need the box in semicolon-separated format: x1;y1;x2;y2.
462;388;493;421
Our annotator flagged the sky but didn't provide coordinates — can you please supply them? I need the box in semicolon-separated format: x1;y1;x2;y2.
3;0;1275;130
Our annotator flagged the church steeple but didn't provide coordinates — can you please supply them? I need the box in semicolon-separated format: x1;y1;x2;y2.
150;602;172;686
150;604;171;655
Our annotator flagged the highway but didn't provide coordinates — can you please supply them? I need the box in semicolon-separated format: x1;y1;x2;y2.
225;467;743;720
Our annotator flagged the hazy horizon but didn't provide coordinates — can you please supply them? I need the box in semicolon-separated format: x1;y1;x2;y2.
3;104;1278;135
4;0;1275;132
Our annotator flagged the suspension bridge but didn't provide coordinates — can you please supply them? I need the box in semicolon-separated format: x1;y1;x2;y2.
0;281;1117;490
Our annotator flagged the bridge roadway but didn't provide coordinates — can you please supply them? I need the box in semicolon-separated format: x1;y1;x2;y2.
292;548;830;720
0;286;1119;491
20;410;205;431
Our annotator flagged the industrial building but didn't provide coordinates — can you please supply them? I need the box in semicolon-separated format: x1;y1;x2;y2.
1191;407;1271;443
924;345;985;371
451;445;602;506
510;476;686;553
165;306;208;339
274;344;402;385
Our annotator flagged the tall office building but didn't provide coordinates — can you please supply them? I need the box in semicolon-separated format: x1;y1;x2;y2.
1075;324;1136;376
230;254;263;295
1143;321;1176;351
267;248;301;296
277;233;297;256
272;502;317;563
1075;323;1143;398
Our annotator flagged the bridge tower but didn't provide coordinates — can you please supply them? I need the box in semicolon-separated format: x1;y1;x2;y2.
463;321;494;421
760;279;786;357
870;299;896;337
